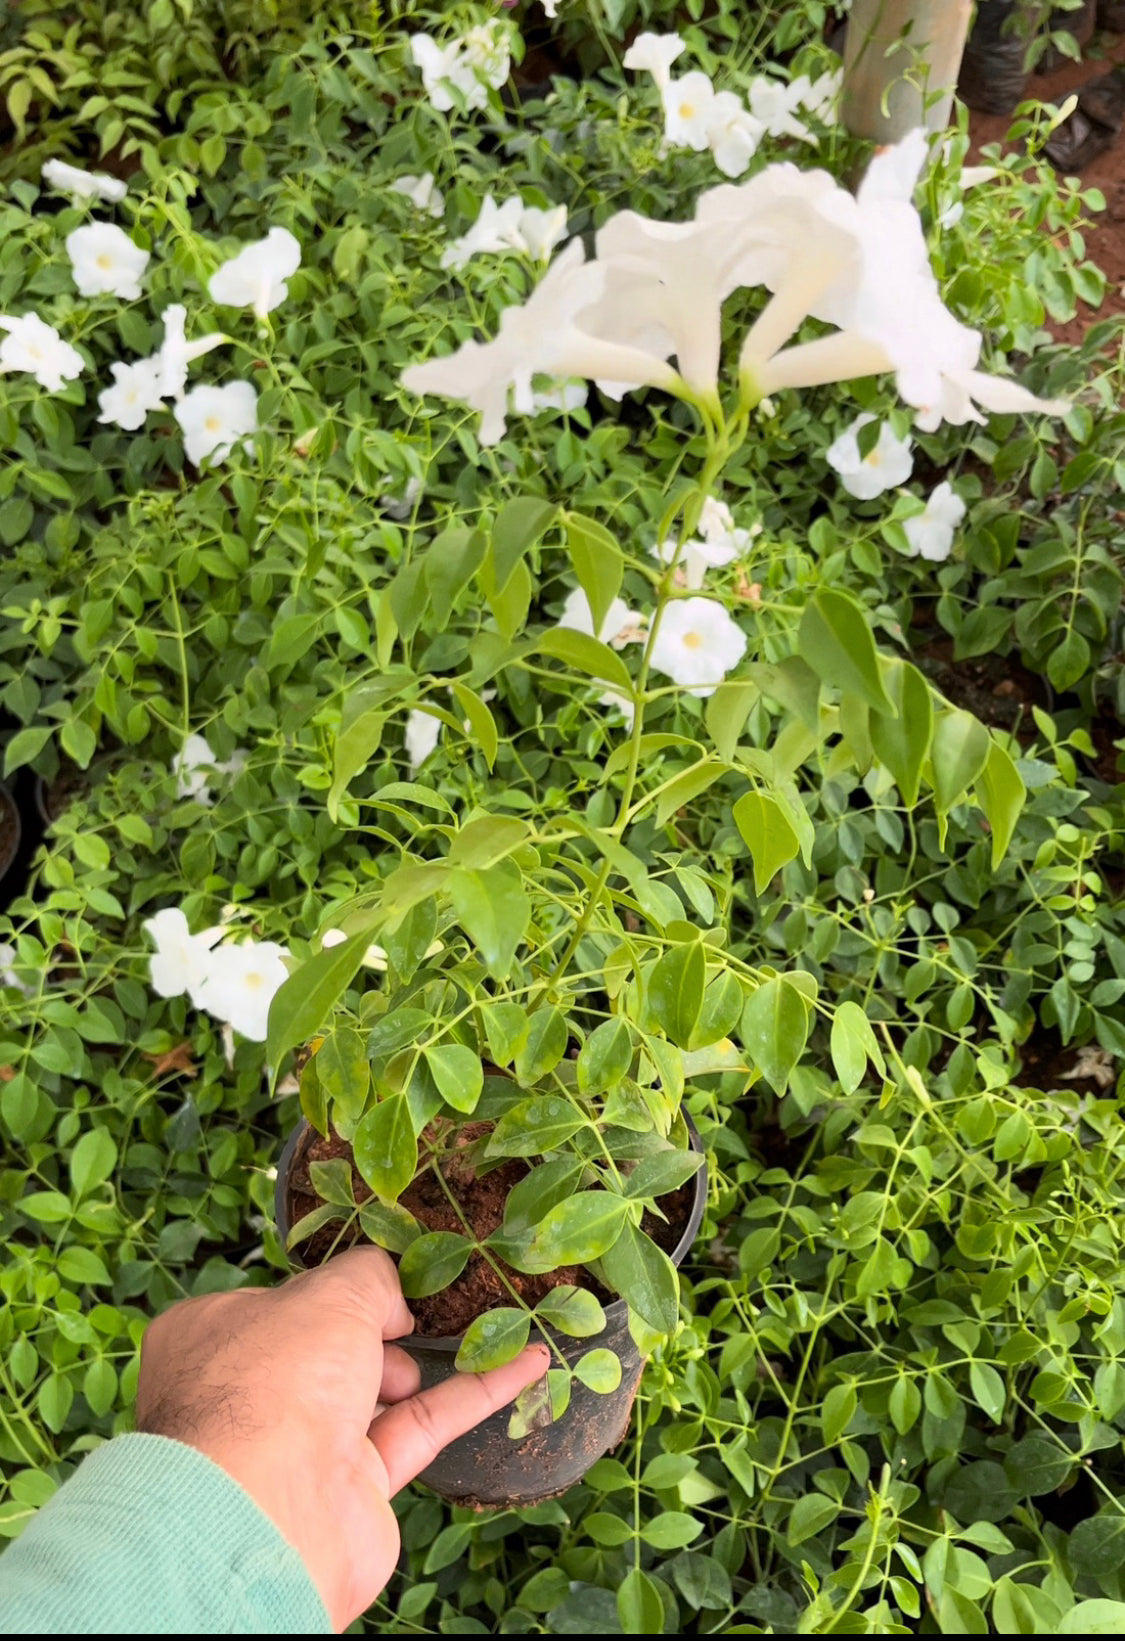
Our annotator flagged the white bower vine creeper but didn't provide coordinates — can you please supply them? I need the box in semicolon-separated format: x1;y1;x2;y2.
144;908;224;1007
826;413;914;500
903;481;967;562
174;382;260;468
97;357;165;431
0;313;84;391
193;941;292;1043
391;173;445;218
65;222;149;300
173;733;248;803
41;158;127;204
649;598;748;696
208;227;301;321
557;588;645;648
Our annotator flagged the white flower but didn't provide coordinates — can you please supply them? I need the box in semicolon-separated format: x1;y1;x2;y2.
194;940;291;1042
143;908;224;1008
391;172;445;218
748;76;812;142
662;71;718;150
708;92;764;178
514;205;569;262
623;32;687;91
41;158;127;204
652;503;758;588
793;69;842;124
0;313;83;391
557;587;644;647
173;732;247;803
96;356;165;431
156;304;228;400
531;379;588;414
440;196;567;270
174;381;259;467
462;21;512;88
440;195;525;270
410;23;509;112
826;413;914;500
402;239;682;445
650;597;748;695
208;228;301;320
696;135;1069;429
698;498;735;541
65;222;148;300
903;481;966;562
0;942;32;996
405;708;442;770
588;211;755;400
410;33;484;110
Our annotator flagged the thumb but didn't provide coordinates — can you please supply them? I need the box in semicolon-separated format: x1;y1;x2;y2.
369;1344;550;1494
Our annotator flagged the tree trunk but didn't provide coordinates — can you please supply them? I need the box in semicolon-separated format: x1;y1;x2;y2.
842;0;974;142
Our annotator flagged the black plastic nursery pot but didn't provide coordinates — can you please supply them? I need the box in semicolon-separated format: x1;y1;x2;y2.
275;1117;707;1508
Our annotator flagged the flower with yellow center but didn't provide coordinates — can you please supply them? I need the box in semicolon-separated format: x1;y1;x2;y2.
649;596;748;697
173;381;259;468
65;222;149;300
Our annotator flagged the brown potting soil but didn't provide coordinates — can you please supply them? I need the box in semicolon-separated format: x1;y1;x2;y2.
286;1122;694;1338
969;30;1125;346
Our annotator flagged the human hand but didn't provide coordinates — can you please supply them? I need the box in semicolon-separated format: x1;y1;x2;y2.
135;1246;548;1631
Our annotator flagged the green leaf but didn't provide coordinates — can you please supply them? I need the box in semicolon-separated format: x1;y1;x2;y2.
1069;1516;1125;1578
565;512;623;637
705;679;759;761
788;1493;840;1546
491;497;557;593
930;708;991;814
367;1008;431;1058
536;627;633;695
398;1231;472;1299
424;525;487;626
576;1348;623;1393
598;1219;680;1333
486;1095;587;1157
977;739;1026;868
267;934;366;1075
358;1200;420;1255
447;816;529;871
449;680;498;769
654;763;727;829
316;1028;370;1132
455;1305;531;1371
577;1019;633;1095
646;941;705;1048
829;1000;885;1094
352;1095;417;1202
534;1285;606;1336
621;1149;704;1201
641;1511;702;1550
308;1158;356;1207
870;660;933;805
1059;1601;1125;1634
515;1006;568;1084
617;1567;663;1635
286;1202;348;1250
69;1128;117;1197
740;977;810;1093
530;1192;630;1266
1004;1436;1074;1496
449;861;529;979
969;1361;1005;1424
481;1001;529;1068
798;587;895;715
733;790;801;894
822;1382;857;1445
423;1045;484;1114
889;1376;921;1435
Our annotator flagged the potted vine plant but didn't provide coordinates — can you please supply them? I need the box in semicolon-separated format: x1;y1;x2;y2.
270;837;725;1507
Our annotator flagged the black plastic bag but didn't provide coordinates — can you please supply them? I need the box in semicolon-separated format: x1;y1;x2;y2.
958;1;1046;115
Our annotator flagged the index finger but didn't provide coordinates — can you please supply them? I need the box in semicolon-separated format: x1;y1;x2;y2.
369;1345;550;1495
290;1244;415;1340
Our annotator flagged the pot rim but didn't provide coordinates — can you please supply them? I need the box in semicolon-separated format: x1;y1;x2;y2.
275;1111;708;1355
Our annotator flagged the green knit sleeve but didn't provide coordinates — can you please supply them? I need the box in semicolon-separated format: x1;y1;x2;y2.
0;1434;330;1635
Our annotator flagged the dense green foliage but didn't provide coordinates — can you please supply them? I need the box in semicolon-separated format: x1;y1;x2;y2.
3;1;1125;1632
